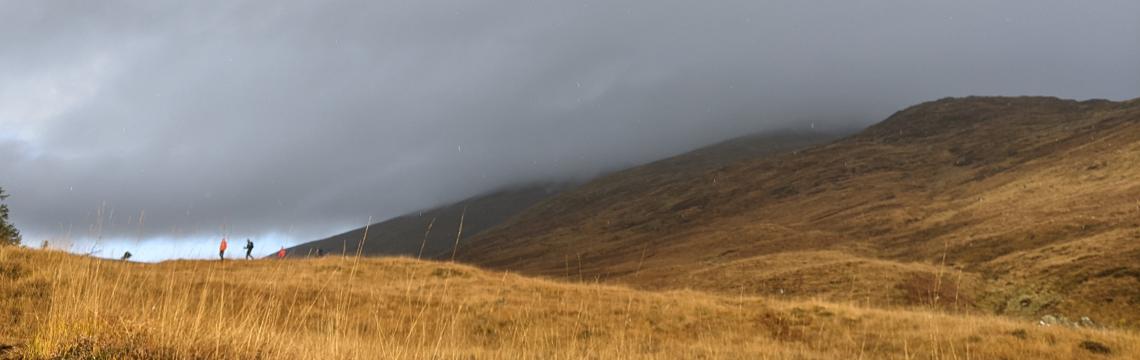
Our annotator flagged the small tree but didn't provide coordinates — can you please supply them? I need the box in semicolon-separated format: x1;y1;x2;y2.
0;187;20;246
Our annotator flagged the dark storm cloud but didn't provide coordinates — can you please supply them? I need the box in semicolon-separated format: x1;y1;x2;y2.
2;0;1138;244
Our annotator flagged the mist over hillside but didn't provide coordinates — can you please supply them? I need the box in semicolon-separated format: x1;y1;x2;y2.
2;1;1137;251
288;129;842;258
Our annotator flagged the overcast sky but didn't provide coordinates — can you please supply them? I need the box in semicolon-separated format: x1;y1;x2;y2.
1;0;1138;259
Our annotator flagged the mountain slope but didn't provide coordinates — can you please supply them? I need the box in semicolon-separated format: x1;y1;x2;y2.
291;130;839;259
457;96;1140;327
287;184;567;258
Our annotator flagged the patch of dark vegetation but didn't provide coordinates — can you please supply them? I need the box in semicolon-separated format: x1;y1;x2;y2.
811;306;834;318
1079;340;1111;355
717;249;738;258
887;219;979;260
577;329;594;340
967;165;1012;182
431;268;471;279
896;272;975;309
953;156;974;167
471;314;514;346
949;222;1108;264
767;185;800;199
995;293;1060;316
0;343;15;357
763;311;812;343
668;197;708;212
1094;267;1140;281
0;263;28;280
41;332;264;360
1010;329;1028;340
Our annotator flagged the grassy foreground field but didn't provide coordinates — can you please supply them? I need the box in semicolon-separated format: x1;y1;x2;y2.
1;247;1136;359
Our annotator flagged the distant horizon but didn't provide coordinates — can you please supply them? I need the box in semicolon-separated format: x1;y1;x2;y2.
22;122;855;261
43;234;299;263
18;94;1140;261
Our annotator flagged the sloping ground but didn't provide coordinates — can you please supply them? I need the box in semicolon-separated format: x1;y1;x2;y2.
458;96;1140;327
290;130;837;259
677;250;988;311
2;247;1137;359
287;183;568;258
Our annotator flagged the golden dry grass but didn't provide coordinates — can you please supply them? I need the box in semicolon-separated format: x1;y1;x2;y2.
2;246;1137;359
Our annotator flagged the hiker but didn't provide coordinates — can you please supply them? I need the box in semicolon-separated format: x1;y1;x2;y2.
276;246;286;259
244;238;254;260
219;237;228;261
121;251;132;261
317;248;326;257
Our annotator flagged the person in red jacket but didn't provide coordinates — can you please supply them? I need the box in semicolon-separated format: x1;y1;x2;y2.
276;246;286;259
219;237;228;261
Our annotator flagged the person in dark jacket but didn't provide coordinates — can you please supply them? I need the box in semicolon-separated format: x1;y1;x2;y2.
244;238;254;260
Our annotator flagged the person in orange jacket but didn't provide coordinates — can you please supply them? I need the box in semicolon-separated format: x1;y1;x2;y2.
219;237;228;261
276;246;286;259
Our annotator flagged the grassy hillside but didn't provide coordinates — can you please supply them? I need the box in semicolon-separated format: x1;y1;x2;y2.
290;130;837;259
287;184;568;259
2;247;1136;359
458;97;1140;328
